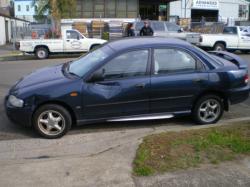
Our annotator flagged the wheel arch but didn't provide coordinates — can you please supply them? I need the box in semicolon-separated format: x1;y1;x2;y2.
32;100;77;126
193;90;229;111
34;45;50;53
89;43;100;51
213;41;227;49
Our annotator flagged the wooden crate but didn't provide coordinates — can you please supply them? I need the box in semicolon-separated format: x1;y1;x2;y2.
72;22;88;36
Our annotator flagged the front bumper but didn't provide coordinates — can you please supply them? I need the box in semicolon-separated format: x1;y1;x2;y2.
227;85;250;105
4;96;33;127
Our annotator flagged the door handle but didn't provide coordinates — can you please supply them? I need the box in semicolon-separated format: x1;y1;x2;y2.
66;40;70;42
135;83;146;89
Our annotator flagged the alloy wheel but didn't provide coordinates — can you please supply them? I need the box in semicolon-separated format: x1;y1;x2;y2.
37;110;66;136
198;99;221;123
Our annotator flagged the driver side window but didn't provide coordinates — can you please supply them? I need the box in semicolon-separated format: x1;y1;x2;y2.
98;50;149;80
66;30;82;39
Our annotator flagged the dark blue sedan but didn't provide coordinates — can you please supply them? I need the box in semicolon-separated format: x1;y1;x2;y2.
5;38;250;138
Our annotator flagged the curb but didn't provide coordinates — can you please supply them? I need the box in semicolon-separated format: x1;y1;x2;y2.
0;54;82;62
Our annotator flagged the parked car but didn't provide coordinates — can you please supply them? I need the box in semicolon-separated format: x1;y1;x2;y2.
19;29;107;59
124;21;192;40
5;38;249;139
187;26;250;52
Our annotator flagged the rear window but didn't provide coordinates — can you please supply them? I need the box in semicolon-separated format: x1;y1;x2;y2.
193;46;224;68
223;27;237;34
135;22;144;31
165;22;180;32
151;22;165;31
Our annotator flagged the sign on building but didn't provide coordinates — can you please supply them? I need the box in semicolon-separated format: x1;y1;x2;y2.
192;0;219;10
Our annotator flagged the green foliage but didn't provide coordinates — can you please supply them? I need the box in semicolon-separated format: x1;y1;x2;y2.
133;123;250;176
32;0;76;20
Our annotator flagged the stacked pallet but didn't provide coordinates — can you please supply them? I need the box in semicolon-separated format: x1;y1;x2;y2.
179;18;191;30
91;20;105;38
72;22;88;37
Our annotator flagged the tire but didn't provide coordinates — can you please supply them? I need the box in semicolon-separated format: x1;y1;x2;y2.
214;43;226;51
33;104;72;139
192;95;224;125
35;47;49;59
241;50;249;54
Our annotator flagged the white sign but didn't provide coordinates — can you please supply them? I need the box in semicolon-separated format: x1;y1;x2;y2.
192;0;219;10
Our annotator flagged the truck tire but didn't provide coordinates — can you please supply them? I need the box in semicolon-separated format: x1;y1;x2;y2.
35;47;49;59
214;43;225;51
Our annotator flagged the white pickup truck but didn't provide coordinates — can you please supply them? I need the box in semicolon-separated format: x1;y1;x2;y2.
187;26;250;52
19;29;107;59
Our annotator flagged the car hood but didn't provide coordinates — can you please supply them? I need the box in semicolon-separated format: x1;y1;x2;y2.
13;64;66;91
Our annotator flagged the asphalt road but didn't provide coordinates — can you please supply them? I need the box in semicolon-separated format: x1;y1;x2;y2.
0;55;250;140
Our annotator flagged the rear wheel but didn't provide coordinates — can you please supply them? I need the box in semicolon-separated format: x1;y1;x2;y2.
33;104;72;139
214;43;225;51
192;95;224;125
35;47;49;59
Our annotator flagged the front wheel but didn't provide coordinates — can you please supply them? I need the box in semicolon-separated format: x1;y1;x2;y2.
192;95;224;125
33;104;72;139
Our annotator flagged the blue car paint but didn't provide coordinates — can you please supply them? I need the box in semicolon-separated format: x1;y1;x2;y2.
5;38;250;127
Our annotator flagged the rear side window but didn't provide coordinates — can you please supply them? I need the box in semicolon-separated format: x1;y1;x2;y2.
223;27;237;35
151;22;165;31
165;22;180;32
154;48;197;74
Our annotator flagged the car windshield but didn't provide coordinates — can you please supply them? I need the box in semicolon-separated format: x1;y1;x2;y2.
68;48;109;77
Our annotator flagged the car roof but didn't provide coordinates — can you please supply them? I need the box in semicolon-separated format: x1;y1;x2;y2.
107;37;192;52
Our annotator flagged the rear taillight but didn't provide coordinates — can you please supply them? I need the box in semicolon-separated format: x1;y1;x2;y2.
199;36;203;43
244;74;249;84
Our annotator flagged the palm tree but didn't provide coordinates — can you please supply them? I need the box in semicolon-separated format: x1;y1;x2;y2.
32;0;76;37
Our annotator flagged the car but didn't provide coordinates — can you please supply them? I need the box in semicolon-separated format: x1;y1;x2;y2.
5;37;250;139
124;21;194;40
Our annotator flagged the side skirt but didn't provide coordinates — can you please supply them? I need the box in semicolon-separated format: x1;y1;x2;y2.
76;111;191;125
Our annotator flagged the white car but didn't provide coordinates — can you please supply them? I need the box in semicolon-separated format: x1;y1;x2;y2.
19;29;107;59
187;26;250;52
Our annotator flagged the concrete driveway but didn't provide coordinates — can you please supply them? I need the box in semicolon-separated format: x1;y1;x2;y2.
0;56;250;186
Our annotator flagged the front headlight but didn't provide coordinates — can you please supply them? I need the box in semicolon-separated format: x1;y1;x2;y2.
8;95;24;108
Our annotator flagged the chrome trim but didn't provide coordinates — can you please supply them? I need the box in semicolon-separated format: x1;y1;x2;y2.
107;114;174;122
76;111;191;125
85;95;193;107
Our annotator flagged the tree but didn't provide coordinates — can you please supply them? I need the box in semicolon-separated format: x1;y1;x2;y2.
32;0;76;37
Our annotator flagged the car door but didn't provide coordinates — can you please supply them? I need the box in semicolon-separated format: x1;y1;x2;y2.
64;30;85;52
82;49;151;119
238;27;250;49
222;27;239;49
150;47;208;113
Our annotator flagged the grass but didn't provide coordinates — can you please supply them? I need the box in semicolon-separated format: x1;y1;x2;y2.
133;122;250;176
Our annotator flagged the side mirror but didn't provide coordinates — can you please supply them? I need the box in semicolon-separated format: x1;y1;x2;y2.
178;28;184;33
88;70;104;82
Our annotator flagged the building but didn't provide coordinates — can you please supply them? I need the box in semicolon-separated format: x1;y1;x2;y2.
0;12;30;45
74;0;249;23
170;0;250;23
14;0;36;22
0;0;13;16
76;0;176;20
